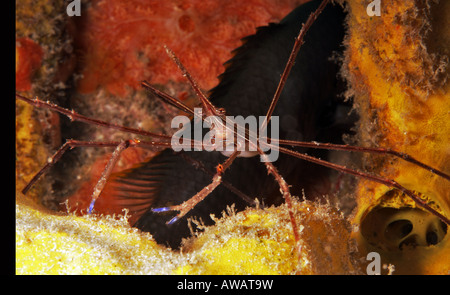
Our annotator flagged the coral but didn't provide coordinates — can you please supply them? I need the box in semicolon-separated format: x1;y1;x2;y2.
16;0;76;97
16;38;43;91
16;0;75;208
344;0;450;274
75;0;306;96
15;100;52;205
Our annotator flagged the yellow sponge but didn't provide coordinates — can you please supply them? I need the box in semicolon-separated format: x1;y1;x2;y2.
16;199;362;274
16;202;177;275
175;202;361;275
345;0;450;274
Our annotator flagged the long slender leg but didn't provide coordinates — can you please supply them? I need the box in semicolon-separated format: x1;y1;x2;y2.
152;151;241;224
274;144;450;226
16;93;215;152
257;147;303;264
21;140;120;194
21;138;172;195
271;138;450;181
179;152;257;206
16;94;172;140
88;140;132;213
253;0;330;269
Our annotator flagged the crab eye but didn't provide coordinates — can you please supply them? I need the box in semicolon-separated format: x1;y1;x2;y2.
216;164;224;174
216;108;226;115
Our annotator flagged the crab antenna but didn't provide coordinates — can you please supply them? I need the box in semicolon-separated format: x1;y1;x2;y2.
141;80;195;116
164;45;223;118
260;0;330;134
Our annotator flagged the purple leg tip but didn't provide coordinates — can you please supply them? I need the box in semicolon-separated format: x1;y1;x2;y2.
167;216;179;225
88;201;95;214
152;207;171;213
